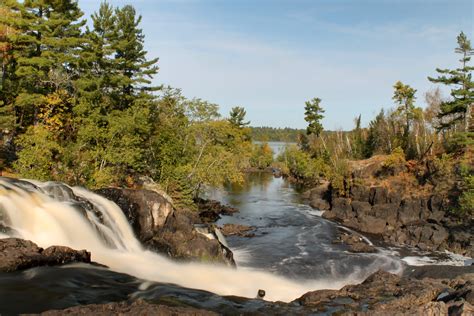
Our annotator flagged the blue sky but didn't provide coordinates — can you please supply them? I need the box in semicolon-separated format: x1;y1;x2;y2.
79;0;473;130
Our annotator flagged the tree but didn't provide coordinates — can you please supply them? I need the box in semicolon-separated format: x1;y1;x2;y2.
304;97;324;136
113;4;159;109
393;81;417;135
392;81;419;156
228;106;250;128
428;31;474;132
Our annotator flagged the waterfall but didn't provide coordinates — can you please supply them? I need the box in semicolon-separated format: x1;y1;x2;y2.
0;177;388;302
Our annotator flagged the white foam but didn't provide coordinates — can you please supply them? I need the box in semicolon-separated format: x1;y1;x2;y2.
402;251;472;267
0;179;353;302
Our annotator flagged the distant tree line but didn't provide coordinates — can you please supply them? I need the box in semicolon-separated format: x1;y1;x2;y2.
250;126;305;142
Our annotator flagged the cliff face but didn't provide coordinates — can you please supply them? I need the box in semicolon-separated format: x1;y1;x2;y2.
305;155;473;257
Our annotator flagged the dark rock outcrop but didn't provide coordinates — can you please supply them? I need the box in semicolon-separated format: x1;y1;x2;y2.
194;198;239;223
296;270;474;315
219;224;255;237
316;180;473;256
97;189;235;266
334;231;376;253
0;238;90;272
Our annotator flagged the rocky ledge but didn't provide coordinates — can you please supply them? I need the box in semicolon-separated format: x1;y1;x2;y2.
305;155;473;257
0;238;90;272
296;269;474;315
96;188;235;266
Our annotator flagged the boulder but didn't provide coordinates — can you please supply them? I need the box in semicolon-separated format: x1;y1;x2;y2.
96;189;234;266
220;224;255;237
195;198;239;223
96;188;174;242
0;238;90;272
147;209;235;266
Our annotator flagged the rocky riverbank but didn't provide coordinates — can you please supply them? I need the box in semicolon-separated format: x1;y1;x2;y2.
0;238;91;272
304;155;474;257
97;188;235;265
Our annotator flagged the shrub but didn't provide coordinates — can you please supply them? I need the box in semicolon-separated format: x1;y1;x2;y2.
249;142;274;169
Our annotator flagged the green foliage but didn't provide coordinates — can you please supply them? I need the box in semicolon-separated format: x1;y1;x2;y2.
304;97;325;136
428;31;474;132
382;147;406;170
229;106;250;128
327;158;350;196
277;145;328;181
445;132;474;154
250;142;274;169
13;125;62;181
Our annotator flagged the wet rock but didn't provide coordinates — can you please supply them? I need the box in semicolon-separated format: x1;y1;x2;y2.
96;189;234;266
337;232;377;253
220;224;255;237
148;209;235;266
296;270;473;315
0;238;90;272
309;198;330;210
195;198;238;223
39;299;218;316
96;188;174;241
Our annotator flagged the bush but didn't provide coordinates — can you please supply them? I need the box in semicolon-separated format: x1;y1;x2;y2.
249;142;273;169
382;147;406;175
277;145;328;182
328;158;351;196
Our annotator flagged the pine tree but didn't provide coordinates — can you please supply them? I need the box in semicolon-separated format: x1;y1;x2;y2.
1;0;86;131
228;106;250;128
304;97;325;136
113;5;159;109
428;31;474;132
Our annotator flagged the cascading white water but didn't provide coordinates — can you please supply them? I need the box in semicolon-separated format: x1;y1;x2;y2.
0;178;397;302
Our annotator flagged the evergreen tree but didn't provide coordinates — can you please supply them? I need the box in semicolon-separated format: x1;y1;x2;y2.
1;0;86;131
428;31;474;132
113;5;159;109
304;97;324;136
229;106;250;128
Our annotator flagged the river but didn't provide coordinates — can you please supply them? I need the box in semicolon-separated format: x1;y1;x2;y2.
0;143;470;313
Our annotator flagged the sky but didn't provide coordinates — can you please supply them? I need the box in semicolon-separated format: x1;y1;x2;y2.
79;0;473;130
